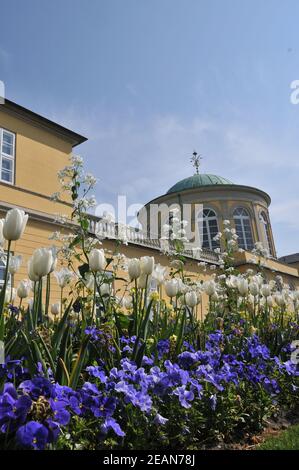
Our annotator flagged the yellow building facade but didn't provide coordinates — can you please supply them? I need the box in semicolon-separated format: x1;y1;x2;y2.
0;99;298;311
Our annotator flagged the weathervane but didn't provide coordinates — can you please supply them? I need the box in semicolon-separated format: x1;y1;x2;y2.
190;151;202;175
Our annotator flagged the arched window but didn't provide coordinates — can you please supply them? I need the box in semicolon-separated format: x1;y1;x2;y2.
198;208;220;250
260;211;273;256
233;207;254;250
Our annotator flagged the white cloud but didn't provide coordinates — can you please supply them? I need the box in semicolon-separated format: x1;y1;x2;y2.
48;106;299;255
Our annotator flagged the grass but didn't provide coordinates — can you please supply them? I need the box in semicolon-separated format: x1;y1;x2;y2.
258;424;299;450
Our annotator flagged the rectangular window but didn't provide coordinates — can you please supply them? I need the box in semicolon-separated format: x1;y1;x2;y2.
0;128;15;184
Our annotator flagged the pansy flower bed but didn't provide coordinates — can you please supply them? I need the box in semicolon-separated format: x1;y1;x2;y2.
0;155;298;450
0;331;298;450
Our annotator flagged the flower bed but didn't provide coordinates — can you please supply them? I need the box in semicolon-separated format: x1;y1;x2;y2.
0;331;298;450
0;155;298;450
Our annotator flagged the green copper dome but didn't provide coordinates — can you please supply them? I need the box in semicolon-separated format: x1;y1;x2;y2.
167;174;234;194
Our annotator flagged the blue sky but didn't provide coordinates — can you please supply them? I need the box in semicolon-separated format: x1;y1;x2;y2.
1;0;299;256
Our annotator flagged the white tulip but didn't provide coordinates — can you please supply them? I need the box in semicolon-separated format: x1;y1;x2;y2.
140;256;155;275
261;284;271;297
128;258;141;280
211;292;219;302
3;209;28;241
54;268;74;288
28;258;40;282
82;273;94;290
89;249;106;272
51;302;61;316
252;274;263;287
249;282;259;296
185;291;198;308
31;248;53;278
266;295;274;308
122;296;133;309
293;290;299;302
274;294;286;308
237;278;248;296
138;274;152;289
152;264;167;286
8;255;22;275
226;275;238;289
177;279;188;294
203;280;217;296
49;246;58;273
165;279;179;298
100;283;111;296
17;280;31;299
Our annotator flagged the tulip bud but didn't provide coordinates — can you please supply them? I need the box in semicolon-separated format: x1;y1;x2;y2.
100;283;111;296
211;292;219;302
54;268;74;288
89;249;106;272
28;258;40;282
49;247;58;273
152;264;167;286
122;296;133;309
165;279;179;298
249;282;259;296
17;280;31;299
51;302;60;316
8;255;22;275
185;291;198;308
3;208;28;241
82;272;94;290
203;280;216;296
261;284;271;297
237;278;248;296
128;258;141;280
140;256;155;275
31;248;53;278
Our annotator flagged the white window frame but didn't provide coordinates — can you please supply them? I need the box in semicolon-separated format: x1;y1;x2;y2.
233;207;254;250
198;208;220;250
260;211;273;256
0;128;15;185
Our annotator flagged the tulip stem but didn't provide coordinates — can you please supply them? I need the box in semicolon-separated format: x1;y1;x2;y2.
92;273;97;322
45;274;50;322
36;278;43;325
60;287;64;320
0;240;11;317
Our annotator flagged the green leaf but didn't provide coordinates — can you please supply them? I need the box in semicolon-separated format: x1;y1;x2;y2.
36;331;56;372
52;300;72;350
69;336;89;389
0;313;5;342
78;263;89;279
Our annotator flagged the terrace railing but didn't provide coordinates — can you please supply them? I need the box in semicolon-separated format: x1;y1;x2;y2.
88;216;220;264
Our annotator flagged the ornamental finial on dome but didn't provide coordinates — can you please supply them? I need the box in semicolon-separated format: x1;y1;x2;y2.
190;151;202;175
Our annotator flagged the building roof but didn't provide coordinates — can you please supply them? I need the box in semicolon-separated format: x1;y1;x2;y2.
167;173;234;194
279;253;299;265
1;99;87;147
